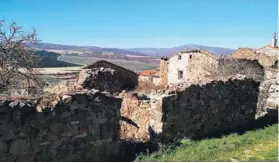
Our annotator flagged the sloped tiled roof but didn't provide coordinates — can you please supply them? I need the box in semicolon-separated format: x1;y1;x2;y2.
140;69;160;77
140;70;157;76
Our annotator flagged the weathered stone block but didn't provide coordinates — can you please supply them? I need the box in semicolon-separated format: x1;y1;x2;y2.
0;142;8;153
49;123;67;133
9;139;30;155
62;95;72;104
16;153;37;162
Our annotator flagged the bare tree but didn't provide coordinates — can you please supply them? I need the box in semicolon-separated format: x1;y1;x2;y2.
0;20;41;96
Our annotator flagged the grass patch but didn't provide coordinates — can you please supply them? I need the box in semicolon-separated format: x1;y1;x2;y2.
136;124;278;162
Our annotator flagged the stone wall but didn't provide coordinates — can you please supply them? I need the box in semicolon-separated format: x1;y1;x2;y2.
256;46;278;56
231;48;258;60
0;90;121;161
159;58;168;86
217;58;265;82
120;77;260;141
120;93;162;142
257;68;278;117
187;52;218;83
77;68;137;93
230;48;277;67
74;60;138;94
161;78;259;139
138;75;161;86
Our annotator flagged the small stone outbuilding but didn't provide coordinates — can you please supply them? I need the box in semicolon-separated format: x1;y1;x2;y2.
138;69;161;85
76;60;138;93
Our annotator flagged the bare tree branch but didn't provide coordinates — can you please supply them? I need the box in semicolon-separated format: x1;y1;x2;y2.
0;20;42;97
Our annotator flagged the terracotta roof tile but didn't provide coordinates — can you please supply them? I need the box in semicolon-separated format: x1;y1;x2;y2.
140;69;158;76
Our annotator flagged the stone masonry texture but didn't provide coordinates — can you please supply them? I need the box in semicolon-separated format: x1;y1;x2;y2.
0;59;274;161
120;77;260;142
257;67;278;117
0;90;121;161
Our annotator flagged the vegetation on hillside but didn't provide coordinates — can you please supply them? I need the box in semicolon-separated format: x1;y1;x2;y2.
58;55;159;72
136;124;278;162
34;50;79;67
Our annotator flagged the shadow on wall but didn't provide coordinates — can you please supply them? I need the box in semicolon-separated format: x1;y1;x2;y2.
160;78;261;140
217;58;265;82
193;109;278;140
113;77;279;161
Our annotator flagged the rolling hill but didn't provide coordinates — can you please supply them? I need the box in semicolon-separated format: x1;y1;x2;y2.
126;44;235;56
34;50;80;67
29;43;148;56
28;43;235;71
30;43;235;57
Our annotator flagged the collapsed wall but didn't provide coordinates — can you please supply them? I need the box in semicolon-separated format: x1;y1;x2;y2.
0;90;121;161
120;93;163;142
79;60;138;93
120;77;260;142
45;60;139;96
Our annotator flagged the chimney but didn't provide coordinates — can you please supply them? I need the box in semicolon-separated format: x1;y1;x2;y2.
271;32;277;47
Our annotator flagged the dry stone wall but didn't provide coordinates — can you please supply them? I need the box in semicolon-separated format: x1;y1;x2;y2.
76;67;138;94
120;94;163;142
82;60;138;93
0;90;121;161
120;78;260;141
187;52;219;83
230;48;277;67
159;59;168;86
257;68;278;117
161;78;259;139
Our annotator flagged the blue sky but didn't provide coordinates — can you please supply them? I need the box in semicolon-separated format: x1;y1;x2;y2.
0;0;278;48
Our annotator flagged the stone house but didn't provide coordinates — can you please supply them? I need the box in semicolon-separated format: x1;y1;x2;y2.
160;49;219;86
138;68;161;85
231;33;278;67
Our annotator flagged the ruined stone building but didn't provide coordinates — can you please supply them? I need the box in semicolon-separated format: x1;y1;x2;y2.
159;49;219;85
256;33;278;56
78;60;139;93
48;60;139;95
0;58;276;161
231;33;278;67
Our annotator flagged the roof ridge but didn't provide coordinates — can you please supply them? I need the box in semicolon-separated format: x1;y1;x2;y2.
83;60;137;75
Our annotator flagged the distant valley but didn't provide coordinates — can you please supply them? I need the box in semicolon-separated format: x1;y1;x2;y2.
125;44;235;56
30;43;236;71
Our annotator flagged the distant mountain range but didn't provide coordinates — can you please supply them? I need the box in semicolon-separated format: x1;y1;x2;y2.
29;43;148;56
29;43;235;68
125;44;235;56
30;43;235;57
